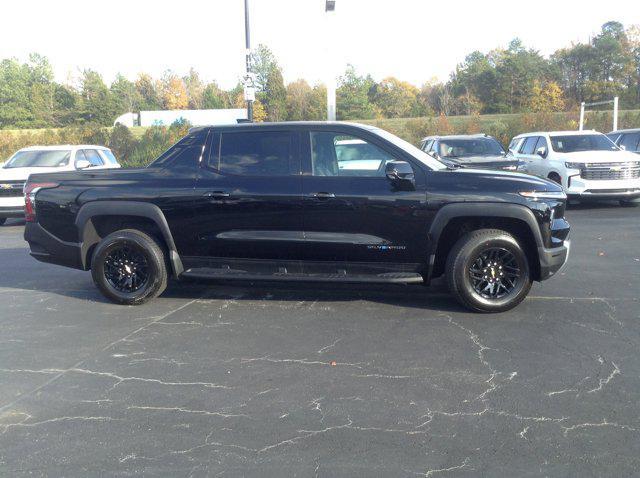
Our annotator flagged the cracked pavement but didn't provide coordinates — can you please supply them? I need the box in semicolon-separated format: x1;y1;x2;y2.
1;202;639;476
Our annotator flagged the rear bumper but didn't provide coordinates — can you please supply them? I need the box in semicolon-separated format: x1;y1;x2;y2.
0;206;24;218
24;222;84;270
538;239;570;281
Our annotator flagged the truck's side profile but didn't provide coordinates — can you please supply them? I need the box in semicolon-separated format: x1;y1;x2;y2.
24;122;570;312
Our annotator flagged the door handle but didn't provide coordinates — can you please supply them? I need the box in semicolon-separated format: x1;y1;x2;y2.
309;192;335;199
203;191;230;199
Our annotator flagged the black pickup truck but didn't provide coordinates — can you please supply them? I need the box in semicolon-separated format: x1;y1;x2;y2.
24;122;570;312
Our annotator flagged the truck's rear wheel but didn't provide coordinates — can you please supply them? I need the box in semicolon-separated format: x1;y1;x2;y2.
91;229;167;305
0;218;6;226
446;229;532;313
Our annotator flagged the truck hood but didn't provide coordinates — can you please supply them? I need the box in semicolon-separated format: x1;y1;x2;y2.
554;150;639;163
0;166;66;181
451;167;562;192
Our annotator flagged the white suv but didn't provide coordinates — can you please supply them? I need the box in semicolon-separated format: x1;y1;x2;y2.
0;145;121;225
509;131;640;206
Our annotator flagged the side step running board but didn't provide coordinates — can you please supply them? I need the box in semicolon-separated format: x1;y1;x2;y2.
181;268;424;284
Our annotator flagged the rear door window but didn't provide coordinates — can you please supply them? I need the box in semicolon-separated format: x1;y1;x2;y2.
217;131;297;176
520;137;538;155
534;136;548;153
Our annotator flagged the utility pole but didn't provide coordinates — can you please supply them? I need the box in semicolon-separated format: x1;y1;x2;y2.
325;0;336;121
244;0;254;122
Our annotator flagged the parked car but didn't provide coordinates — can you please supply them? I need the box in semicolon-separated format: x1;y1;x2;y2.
509;130;640;206
24;122;570;313
607;129;640;154
419;134;523;171
0;145;120;225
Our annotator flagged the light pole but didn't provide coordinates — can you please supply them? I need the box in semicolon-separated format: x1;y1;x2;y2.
325;0;336;121
244;0;255;122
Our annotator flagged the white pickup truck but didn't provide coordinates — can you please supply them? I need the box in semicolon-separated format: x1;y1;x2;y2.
509;130;640;206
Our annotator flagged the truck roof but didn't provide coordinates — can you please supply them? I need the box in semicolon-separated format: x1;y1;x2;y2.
189;121;379;134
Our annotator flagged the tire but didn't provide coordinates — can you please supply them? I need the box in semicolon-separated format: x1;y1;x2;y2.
91;229;167;305
446;229;532;313
548;173;562;185
0;218;6;226
619;199;639;207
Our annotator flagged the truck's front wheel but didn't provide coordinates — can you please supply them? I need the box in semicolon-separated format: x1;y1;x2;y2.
91;229;167;305
446;229;532;313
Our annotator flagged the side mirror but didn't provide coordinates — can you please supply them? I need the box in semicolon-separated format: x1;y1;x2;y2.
535;146;547;158
76;159;91;170
385;160;415;185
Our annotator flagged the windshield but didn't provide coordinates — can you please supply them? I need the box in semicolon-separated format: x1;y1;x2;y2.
5;150;71;168
371;128;446;170
438;138;505;158
550;134;619;153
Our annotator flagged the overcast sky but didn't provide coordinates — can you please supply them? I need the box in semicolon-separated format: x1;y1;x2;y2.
1;0;638;88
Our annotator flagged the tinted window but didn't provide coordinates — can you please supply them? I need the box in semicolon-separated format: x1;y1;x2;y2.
535;136;548;151
84;149;104;166
606;133;621;144
520;137;538;155
620;133;640;152
437;138;504;158
311;132;397;177
550;134;618;153
421;140;433;152
218;131;294;176
508;138;521;151
150;130;208;169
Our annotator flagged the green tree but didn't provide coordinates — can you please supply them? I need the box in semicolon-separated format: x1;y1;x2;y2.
202;81;227;109
336;65;377;120
78;69;114;125
183;68;205;109
135;73;162;111
372;77;419;118
111;74;141;115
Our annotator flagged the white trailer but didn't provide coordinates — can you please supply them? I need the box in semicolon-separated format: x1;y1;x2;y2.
114;109;247;127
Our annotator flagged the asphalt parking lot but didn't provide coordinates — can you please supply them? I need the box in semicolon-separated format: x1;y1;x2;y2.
1;204;639;477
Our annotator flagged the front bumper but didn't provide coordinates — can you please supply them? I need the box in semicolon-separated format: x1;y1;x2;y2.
566;175;640;199
538;239;570;280
24;222;84;270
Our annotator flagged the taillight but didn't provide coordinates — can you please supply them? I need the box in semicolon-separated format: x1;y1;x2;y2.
24;182;58;222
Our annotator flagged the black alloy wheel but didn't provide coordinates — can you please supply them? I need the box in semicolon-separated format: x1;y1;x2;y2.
91;229;168;305
468;247;521;299
446;229;532;313
103;246;150;293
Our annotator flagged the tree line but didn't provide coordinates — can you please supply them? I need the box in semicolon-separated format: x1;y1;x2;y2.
1;21;639;130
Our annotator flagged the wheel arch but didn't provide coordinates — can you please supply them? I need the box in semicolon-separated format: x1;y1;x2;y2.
75;201;184;277
427;203;544;282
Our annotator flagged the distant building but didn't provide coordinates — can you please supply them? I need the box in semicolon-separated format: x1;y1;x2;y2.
114;109;248;127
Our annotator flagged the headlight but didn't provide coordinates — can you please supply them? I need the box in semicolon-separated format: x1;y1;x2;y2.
565;162;583;169
519;191;567;200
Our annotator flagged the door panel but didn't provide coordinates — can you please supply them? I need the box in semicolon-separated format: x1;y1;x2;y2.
300;130;429;264
191;130;304;260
